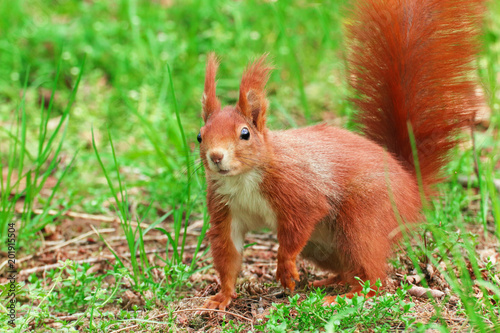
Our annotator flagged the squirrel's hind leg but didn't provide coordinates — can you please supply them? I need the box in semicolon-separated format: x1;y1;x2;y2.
321;274;379;305
318;196;393;305
309;274;344;287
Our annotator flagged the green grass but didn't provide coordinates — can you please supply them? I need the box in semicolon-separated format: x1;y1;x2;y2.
0;0;499;331
255;283;417;332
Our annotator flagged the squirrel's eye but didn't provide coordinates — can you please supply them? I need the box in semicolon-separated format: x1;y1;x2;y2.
240;127;250;140
197;132;202;143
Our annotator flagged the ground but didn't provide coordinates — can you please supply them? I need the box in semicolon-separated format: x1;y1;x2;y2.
1;191;498;331
0;0;499;332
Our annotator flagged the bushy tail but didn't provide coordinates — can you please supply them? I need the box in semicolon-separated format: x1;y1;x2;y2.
347;0;484;194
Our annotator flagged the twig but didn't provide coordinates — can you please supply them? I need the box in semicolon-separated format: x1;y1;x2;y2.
18;248;165;276
247;261;277;266
47;228;115;253
40;311;116;325
41;314;81;324
174;308;253;321
54;314;81;321
14;208;150;229
110;311;170;333
261;291;286;299
105;234;206;251
0;228;115;272
107;234;169;243
19;257;114;275
110;308;253;333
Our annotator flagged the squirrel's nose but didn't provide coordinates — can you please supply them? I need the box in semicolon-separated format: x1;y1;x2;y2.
210;152;224;164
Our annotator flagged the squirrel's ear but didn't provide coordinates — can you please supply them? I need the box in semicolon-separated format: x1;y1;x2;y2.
202;53;221;122
237;54;272;131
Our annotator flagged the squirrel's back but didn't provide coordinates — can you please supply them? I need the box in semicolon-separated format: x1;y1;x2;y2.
269;123;421;216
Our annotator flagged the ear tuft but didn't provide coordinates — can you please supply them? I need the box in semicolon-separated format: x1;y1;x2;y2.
202;53;221;122
237;54;272;131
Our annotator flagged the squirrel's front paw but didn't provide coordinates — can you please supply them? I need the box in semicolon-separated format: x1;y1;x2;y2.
276;259;300;291
202;291;237;310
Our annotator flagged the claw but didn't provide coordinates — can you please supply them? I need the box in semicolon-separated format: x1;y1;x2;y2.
276;258;300;291
322;289;376;306
322;295;339;305
310;275;344;288
199;291;236;313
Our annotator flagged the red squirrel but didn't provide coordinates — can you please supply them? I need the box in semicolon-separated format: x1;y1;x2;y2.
198;0;484;309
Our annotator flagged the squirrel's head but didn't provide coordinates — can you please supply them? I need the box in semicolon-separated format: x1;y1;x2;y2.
198;53;272;177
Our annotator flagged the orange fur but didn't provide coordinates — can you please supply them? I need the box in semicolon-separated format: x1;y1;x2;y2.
198;0;484;310
236;54;272;131
347;0;484;194
202;53;221;122
203;190;240;310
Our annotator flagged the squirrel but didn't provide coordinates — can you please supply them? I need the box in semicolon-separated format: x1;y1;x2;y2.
197;0;484;309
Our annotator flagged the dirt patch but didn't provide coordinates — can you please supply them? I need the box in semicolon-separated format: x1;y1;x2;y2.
1;210;498;332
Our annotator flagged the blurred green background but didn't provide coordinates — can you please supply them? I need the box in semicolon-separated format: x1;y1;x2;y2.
0;0;357;219
0;0;498;245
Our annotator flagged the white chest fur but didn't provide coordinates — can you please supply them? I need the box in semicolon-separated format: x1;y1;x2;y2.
214;170;277;252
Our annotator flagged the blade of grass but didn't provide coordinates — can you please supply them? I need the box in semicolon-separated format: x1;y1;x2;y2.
273;1;311;122
485;160;500;241
123;95;176;172
167;63;191;200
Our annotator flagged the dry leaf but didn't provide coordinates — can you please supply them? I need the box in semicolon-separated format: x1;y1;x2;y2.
406;274;422;284
426;264;435;279
478;248;498;266
408;286;445;299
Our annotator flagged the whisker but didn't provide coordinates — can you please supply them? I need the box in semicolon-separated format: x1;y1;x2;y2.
180;160;204;175
189;164;205;179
